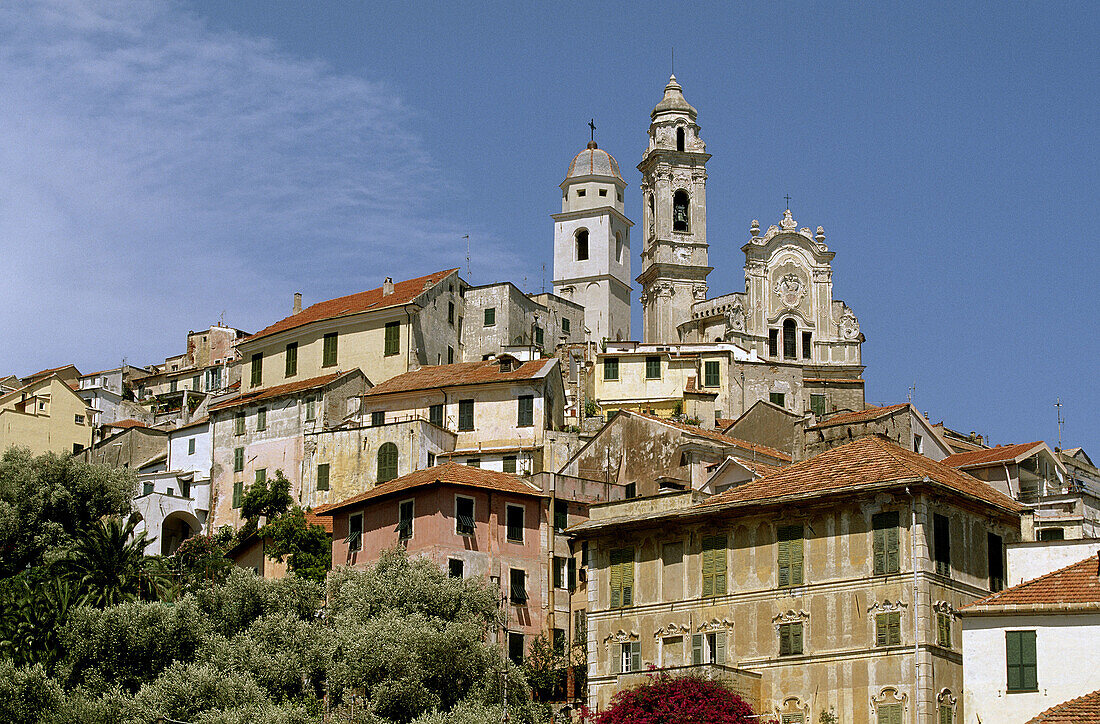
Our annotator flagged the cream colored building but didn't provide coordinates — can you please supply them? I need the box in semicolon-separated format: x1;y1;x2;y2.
0;374;93;455
568;435;1022;723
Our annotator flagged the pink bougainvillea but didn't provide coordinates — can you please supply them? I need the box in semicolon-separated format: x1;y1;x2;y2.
579;672;765;724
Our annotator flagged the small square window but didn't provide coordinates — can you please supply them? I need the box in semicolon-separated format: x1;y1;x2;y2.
576;189;586;197
598;188;607;197
503;455;517;474
448;558;464;578
316;463;330;491
188;438;196;455
256;407;266;431
645;356;661;379
371;411;384;427
429;403;443;427
562;317;570;334
484;307;496;327
770;392;785;407
603;357;619;381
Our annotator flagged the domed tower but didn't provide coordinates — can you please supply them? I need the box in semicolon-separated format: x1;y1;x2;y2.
552;141;634;342
636;75;712;343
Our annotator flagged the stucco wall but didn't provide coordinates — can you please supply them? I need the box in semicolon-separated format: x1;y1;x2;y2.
1006;539;1100;586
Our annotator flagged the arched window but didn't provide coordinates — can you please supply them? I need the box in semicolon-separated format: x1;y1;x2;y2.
676;127;685;152
575;229;589;261
783;319;798;359
673;190;690;232
377;442;398;483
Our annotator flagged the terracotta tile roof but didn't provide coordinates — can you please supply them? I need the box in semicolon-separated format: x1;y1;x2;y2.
964;553;1100;609
23;364;80;381
807;403;910;429
172;416;210;431
316;462;544;515
633;412;792;462
1026;689;1100;723
209;372;345;411
943;441;1045;468
245;269;459;343
305;503;335;534
364;358;554;396
104;419;152;430
699;434;1023;513
683;376;718;397
714;418;736;430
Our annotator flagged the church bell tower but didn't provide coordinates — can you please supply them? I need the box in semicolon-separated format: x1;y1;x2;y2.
636;75;713;343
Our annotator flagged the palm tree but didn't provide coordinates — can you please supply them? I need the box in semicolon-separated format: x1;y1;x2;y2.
59;515;170;607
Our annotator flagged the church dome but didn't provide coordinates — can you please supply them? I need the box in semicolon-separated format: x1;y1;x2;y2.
566;141;623;181
651;74;697;121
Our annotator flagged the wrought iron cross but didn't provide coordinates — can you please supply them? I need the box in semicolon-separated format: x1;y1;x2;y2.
589;119;596;143
784;194;792;209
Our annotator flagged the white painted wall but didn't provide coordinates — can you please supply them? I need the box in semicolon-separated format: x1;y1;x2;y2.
168;424;212;475
962;612;1100;724
1007;539;1100;586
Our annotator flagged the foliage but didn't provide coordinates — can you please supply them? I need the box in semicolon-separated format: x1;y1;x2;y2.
170;533;234;591
240;470;294;531
522;634;573;702
0;447;135;575
0;568;78;669
580;672;757;724
583;400;600;418
56;514;170;607
0;660;64;724
263;507;331;583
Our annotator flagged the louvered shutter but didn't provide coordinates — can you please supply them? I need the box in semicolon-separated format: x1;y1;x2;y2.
873;525;886;575
715;631;726;664
714;545;727;595
791;623;803;654
779;625;790;656
692;634;703;664
876;613;888;646
610;550;622;609
630;642;641;672
778;537;790;587
1006;631;1022;691
938;613;950;647
886;524;900;573
790;533;803;585
622;553;634;606
1021;630;1037;689
702;545;714;598
889;612;900;645
939;704;952;724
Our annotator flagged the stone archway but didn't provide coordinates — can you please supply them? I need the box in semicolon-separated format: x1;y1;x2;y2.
161;510;202;556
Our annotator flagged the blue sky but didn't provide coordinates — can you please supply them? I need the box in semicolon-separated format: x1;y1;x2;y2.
0;1;1096;450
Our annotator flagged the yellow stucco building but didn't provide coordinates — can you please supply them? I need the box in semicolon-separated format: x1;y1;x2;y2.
0;374;93;455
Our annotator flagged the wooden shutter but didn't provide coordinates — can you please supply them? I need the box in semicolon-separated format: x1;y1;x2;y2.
873;524;886;575
791;623;803;654
610;550;621;609
1006;631;1022;691
702;544;714;598
938;613;950;647
886;524;900;574
1021;630;1037;689
779;625;790;656
939;704;952;724
876;613;888;646
888;612;900;645
692;634;703;665
714;543;727;595
622;552;634;606
715;631;726;664
630;642;641;672
778;536;790;587
789;532;803;585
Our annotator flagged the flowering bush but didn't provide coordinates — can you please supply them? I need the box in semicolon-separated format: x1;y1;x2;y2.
580;672;758;724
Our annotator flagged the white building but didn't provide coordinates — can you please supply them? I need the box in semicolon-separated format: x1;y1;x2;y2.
133;417;212;555
960;552;1100;724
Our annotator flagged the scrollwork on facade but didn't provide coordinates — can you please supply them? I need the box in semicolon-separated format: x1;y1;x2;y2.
839;308;860;340
603;629;639;646
870;687;908;715
771;609;809;631
692;284;708;301
727;301;745;331
932;601;958;617
303;439;317;456
867;599;908;615
780;209;798;231
774;273;804;308
696;617;734;633
654;622;690;639
672;170;692;189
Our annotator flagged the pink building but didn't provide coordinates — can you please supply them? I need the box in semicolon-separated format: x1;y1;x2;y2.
318;462;551;661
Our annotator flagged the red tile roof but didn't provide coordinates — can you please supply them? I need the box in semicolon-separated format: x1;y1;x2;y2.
1026;689;1100;723
23;364;80;381
714;418;736;430
699;434;1022;514
633;412;792;463
364;358;554;396
208;372;346;411
965;553;1100;609
305;503;335;534
104;419;152;430
316;462;544;515
807;403;910;429
245;269;459;343
172;416;210;431
943;441;1045;469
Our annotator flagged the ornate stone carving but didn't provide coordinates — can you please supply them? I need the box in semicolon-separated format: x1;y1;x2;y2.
750;219;760;238
697;617;734;632
840;308;860;339
560;285;575;298
780;208;798;231
692;284;708;301
867;599;908;614
672;170;692;188
774;273;804;308
303;438;317;456
603;629;639;645
655;282;675;298
771;609;809;630
727;301;745;331
654;622;690;638
933;601;958;616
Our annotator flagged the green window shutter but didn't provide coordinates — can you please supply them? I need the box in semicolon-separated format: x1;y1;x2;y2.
257;407;266;431
939;704;952;724
790;532;803;585
876;613;888;646
702;545;713;598
645;356;660;379
779;625;790;656
888;612;901;645
791;623;803;654
1021;630;1037;690
384;321;400;356
377;443;398;483
886;523;900;573
714;543;727;595
778;537;790;587
715;631;726;664
235;412;245;435
704;361;719;387
251;353;262;387
458;400;474;430
938;613;951;647
484;307;495;326
323;333;338;367
873;525;886;575
255;468;266;486
316;463;329;491
233;447;244;472
630;642;641;672
232;480;242;508
622;552;634;606
778;525;801;587
692;634;703;665
518;395;533;426
285;343;297;377
1006;631;1022;690
604;357;618;380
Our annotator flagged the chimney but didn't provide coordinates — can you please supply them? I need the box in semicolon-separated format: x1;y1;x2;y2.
383;277;394;296
292;292;302;314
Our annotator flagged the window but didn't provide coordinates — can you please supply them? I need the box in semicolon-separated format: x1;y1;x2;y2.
235;411;245;435
484;307;495;326
508;632;524;664
506;504;524;542
458;399;474;430
645;356;661;379
781;716;805;724
768;329;779;357
427;452;435;467
562;317;570;334
305;397;316;421
575;229;589;261
988;533;1005;592
783;319;797;359
574;609;587;640
429;403;443;427
1006;630;1037;691
672;190;689;231
933;513;951;576
598;188;607;197
873;511;900;575
615;232;623;263
876;612;901;646
250;353;262;387
447;346;454;364
810;393;826;417
322;333;338;367
554;556;569;589
256;407;266;431
317;463;330;491
188;438;196;455
770;392;786;407
577;189;586;197
191;375;200;391
877;704;902;724
509;568;527;605
384;321;400;356
456;495;475;535
691;631;726;665
448;558;463;578
777;525;804;587
447;302;455;325
74;414;84;425
914;434;923;454
466;458;480;468
371;410;384;427
553;499;567;531
620;642;641;673
348;513;363;551
1038;527;1064;541
801;331;812;359
232;480;243;508
704;360;720;387
701;535;727;597
937;612;951;648
397;500;413;540
285;342;298;377
180;480;190;498
939;704;953;724
377;442;398;483
233;447;244;472
517;395;534;427
779;623;803;656
534;325;544;346
624;482;636;498
609;547;634;608
603;357;619;381
255;468;266;487
502;455;517;474
170;379;178;393
143;481;154;496
676;126;685;151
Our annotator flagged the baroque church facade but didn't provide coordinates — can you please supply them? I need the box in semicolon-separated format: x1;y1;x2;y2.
556;75;866;419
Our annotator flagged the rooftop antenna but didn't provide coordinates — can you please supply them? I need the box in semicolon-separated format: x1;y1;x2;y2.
462;234;470;278
541;263;546;294
1055;397;1064;449
907;382;916;403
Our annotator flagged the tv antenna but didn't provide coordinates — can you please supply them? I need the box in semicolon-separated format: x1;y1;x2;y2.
462;234;470;278
907;382;916;403
1055;397;1064;449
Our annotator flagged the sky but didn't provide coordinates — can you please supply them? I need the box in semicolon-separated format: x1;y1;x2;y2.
0;1;1096;451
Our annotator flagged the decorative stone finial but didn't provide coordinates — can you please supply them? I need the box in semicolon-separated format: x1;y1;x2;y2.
816;226;826;243
587;140;598;149
780;208;797;231
750;219;760;237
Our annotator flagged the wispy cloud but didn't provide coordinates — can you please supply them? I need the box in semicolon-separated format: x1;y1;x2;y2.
0;1;466;373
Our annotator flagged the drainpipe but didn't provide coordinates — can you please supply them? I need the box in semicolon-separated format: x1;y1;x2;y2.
907;485;919;717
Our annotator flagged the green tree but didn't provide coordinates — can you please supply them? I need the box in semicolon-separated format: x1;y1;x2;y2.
169;533;234;592
0;569;78;668
263;507;331;583
240;470;294;535
57;514;169;607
